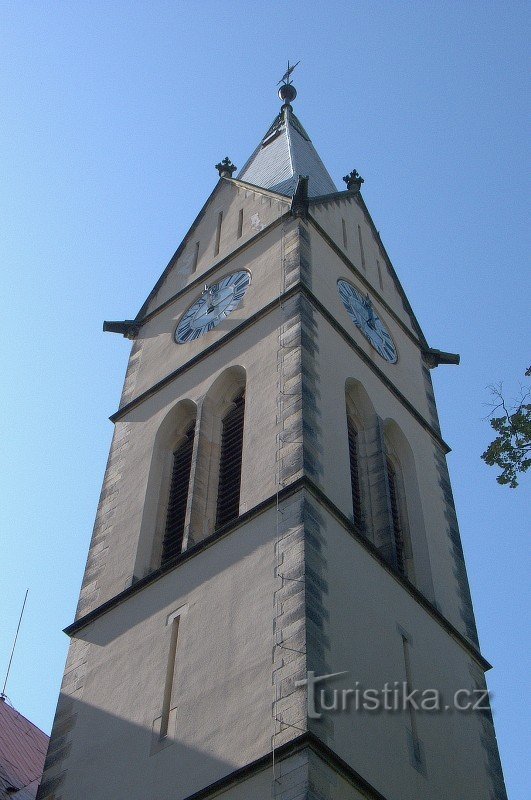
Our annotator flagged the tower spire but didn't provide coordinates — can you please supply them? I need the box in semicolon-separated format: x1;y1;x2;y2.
237;62;336;197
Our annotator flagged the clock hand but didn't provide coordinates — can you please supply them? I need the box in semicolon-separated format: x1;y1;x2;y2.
362;294;377;328
200;284;218;312
208;286;235;309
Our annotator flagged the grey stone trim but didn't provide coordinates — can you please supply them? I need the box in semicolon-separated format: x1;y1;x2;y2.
273;751;310;799
303;498;333;746
277;293;304;487
119;338;143;408
179;734;389;800
283;225;303;291
421;365;441;434
276;224;321;489
468;662;508;800
274;219;328;754
282;220;312;292
298;222;312;290
75;420;131;619
36;640;89;800
300;299;322;484
272;494;308;748
432;445;479;646
307;748;344;799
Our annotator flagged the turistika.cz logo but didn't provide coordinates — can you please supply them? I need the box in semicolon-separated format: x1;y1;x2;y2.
294;671;491;720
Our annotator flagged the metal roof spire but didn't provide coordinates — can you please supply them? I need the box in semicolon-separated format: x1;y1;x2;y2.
237;65;337;198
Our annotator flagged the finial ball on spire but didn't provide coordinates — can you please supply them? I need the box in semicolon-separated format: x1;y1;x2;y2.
278;83;297;105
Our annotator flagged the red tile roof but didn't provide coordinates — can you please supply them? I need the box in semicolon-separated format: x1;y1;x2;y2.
0;697;48;800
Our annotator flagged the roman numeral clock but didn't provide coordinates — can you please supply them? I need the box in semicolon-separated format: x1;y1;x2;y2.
175;270;251;343
338;279;398;363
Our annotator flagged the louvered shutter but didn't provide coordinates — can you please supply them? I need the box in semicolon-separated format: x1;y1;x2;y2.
347;416;364;532
386;457;406;576
215;392;245;528
364;417;397;568
161;423;195;565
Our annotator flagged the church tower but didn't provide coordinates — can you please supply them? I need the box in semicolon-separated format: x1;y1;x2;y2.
38;75;507;800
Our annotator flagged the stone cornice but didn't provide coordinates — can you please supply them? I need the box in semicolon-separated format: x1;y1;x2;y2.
307;212;425;350
109;283;299;422
65;477;491;672
110;283;450;457
225;176;292;201
301;285;450;453
180;731;389;800
134;212;291;327
308;202;430;350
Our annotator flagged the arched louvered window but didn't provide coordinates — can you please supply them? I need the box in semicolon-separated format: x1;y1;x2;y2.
161;423;195;566
347;415;363;531
215;391;245;528
386;457;406;576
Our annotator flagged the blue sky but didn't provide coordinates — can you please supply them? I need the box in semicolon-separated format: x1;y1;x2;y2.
1;2;529;796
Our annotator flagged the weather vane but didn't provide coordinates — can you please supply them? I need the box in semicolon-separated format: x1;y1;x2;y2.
278;60;300;86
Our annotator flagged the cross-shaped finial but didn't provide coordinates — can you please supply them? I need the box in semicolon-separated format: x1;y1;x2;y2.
343;170;365;192
215;157;237;179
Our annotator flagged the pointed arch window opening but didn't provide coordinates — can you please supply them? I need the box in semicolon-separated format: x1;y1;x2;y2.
386;456;406;577
160;422;195;566
215;391;245;529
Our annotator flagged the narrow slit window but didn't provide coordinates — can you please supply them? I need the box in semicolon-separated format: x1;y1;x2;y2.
401;633;423;768
192;241;200;272
347;416;363;530
214;211;223;256
215;391;245;528
237;209;244;239
386;457;406;576
160;617;180;739
161;423;195;566
357;224;366;271
342;218;348;250
377;259;384;291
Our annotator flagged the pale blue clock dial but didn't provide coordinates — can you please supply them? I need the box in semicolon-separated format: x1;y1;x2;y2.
175;270;251;344
337;279;398;363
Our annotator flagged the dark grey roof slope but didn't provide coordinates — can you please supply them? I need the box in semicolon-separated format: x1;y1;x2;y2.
238;104;337;197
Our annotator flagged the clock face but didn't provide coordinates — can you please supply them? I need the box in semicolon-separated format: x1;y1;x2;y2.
337;279;398;363
175;270;251;344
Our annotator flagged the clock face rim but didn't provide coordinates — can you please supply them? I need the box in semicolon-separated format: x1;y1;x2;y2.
174;269;252;344
337;278;398;364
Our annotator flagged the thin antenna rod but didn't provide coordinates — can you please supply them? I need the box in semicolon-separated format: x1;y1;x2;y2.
2;589;29;698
